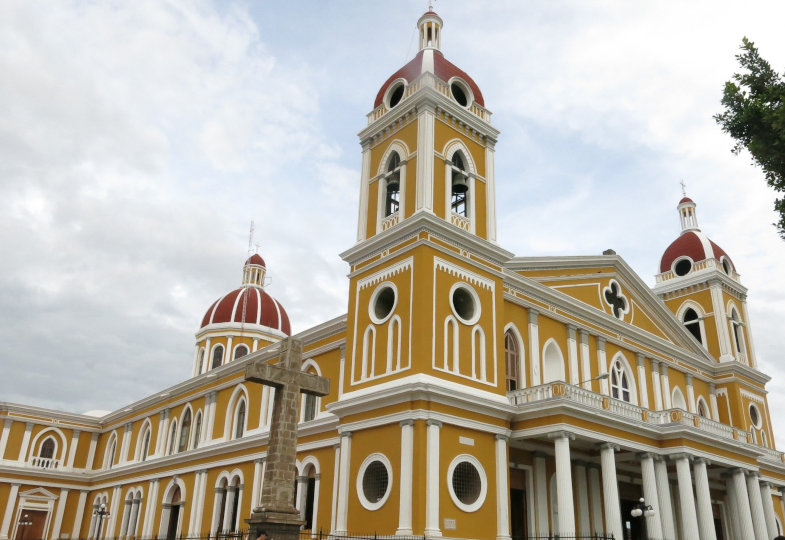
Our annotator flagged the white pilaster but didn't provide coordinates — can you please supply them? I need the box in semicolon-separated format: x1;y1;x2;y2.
579;330;591;389
335;432;352;535
710;282;733;361
597;338;609;395
528;309;541;386
761;482;779;540
0;419;12;460
746;472;769;540
119;499;132;538
187;471;202;533
331;444;340;534
225;335;233;365
142;479;160;538
686;374;696;413
425;420;442;537
587;465;603;535
251;458;264;509
673;454;700;540
128;499;141;538
72;491;89;539
650;359;663;410
660;363;672;409
495;435;511;540
66;430;81;468
553;433;575;535
533;452;548;535
654;457;676;540
357;145;371;241
693;458;717;540
119;422;132;464
18;422;33;463
0;483;20;540
106;485;122;538
222;486;236;532
397;420;414;535
194;470;208;532
86;432;99;470
709;384;720;422
639;454;663;540
574;462;591;536
636;354;649;409
485;144;497;241
156;410;170;457
416;106;436;212
205;391;217;444
567;325;579;385
731;468;756;540
741;301;758;366
599;443;622;539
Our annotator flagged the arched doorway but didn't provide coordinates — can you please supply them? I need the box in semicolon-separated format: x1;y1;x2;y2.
164;486;182;540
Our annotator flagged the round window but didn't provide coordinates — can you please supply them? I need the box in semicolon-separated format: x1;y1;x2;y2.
450;80;470;107
356;454;393;510
450;283;480;324
721;257;733;275
447;455;487;512
369;283;397;324
385;80;406;109
673;258;692;276
749;403;762;429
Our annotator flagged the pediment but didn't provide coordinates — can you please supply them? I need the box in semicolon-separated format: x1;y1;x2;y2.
506;255;709;358
19;487;58;500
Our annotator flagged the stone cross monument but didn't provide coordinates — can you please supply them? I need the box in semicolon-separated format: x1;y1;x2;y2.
244;337;329;540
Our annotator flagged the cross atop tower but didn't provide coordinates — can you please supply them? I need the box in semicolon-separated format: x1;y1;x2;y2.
680;179;687;197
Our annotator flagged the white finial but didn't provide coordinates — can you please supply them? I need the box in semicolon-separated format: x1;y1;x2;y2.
247;220;255;256
428;0;434;10
680;179;687;197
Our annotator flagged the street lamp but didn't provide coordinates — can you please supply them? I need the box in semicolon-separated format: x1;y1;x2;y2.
576;372;610;387
631;497;655;518
17;514;32;540
93;503;110;540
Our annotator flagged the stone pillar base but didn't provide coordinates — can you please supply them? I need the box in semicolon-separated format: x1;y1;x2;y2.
246;509;304;540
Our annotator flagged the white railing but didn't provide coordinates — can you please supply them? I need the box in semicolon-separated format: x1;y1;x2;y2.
381;212;400;231
450;212;470;231
509;382;783;459
29;456;60;469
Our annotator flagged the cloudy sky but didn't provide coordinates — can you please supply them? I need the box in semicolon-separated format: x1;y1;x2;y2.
2;0;785;443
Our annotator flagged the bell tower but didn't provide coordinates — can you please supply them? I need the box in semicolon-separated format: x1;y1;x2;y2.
355;8;500;243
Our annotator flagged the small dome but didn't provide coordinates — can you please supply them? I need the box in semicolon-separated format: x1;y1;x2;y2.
679;196;694;204
659;231;733;273
200;286;291;335
245;253;266;267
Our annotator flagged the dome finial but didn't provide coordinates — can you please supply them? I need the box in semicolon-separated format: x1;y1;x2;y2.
680;178;687;197
418;5;443;51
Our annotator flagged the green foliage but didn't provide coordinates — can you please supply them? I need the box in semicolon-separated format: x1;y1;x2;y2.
715;37;785;239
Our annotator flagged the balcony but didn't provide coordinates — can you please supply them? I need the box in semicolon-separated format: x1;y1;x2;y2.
29;456;60;469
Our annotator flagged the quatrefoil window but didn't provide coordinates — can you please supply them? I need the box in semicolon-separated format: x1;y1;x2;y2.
603;280;629;320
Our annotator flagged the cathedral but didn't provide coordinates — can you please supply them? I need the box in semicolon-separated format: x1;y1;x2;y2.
2;9;785;540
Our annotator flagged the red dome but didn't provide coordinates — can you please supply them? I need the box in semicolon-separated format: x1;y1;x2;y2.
200;286;291;335
374;49;485;109
245;254;266;267
659;231;733;273
679;197;694;204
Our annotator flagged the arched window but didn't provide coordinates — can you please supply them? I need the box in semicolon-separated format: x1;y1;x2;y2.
504;330;520;391
609;360;631;402
168;420;178;455
40;437;55;459
211;345;225;370
683;307;702;344
542;340;565;384
192;411;202;449
303;394;317;422
696;398;709;418
730;308;746;358
178;409;192;452
106;437;117;470
384;152;401;217
234;400;246;439
197;348;206;374
234;345;249;360
140;426;151;461
672;387;687;411
450;152;468;217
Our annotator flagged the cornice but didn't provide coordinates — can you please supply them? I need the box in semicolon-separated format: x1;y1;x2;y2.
653;267;748;298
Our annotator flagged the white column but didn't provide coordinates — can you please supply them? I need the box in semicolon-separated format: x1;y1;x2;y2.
579;330;592;389
72;491;89;539
251;458;263;509
106;486;122;538
553;433;575;535
331;444;340;534
357;144;371;241
693;458;717;540
686;374;697;413
128;499;141;538
533;452;549;535
587;465;603;535
636;354;649;409
252;338;259;352
0;483;20;540
660;363;672;409
528;309;541;386
567;325;579;385
0;419;12;460
397;420;414;535
155;410;170;457
495;435;511;540
673;454;700;540
119;499;132;538
731;468;756;540
746;472;769;540
187;471;202;534
193;470;209;534
709;384;720;422
17;422;33;463
725;474;741;540
66;429;81;468
599;443;622;540
761;482;779;540
597;338;609;395
142;479;160;539
650;360;663;410
654;457;676;540
574;461;591;536
205;391;217;444
425;420;442;537
222;486;236;532
335;432;352;535
486;144;497;241
119;422;132;464
639;454;663;540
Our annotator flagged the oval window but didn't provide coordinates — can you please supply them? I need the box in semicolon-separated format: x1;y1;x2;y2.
451;82;468;106
450;284;480;324
385;80;406;109
674;258;692;276
369;283;397;324
446;455;487;512
356;454;393;510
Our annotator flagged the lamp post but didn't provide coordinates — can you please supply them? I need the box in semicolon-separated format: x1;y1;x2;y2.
93;503;110;540
630;497;655;540
17;514;32;540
